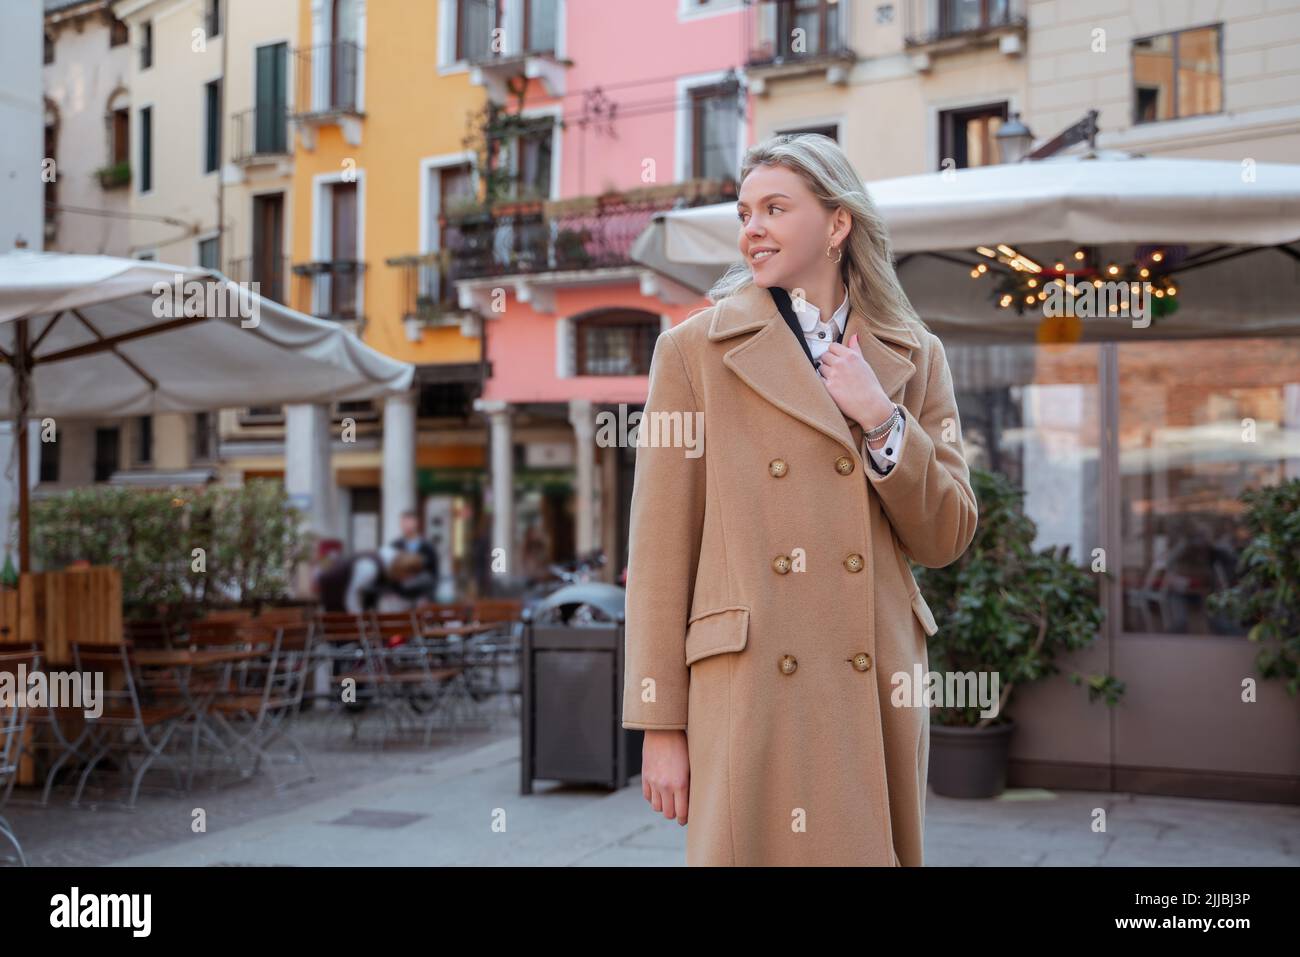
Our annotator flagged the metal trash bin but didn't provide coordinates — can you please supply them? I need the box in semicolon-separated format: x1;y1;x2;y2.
520;583;641;794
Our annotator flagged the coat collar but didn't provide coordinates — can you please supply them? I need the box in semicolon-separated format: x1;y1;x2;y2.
707;281;920;459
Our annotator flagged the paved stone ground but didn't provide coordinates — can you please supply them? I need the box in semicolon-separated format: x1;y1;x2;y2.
3;699;1296;867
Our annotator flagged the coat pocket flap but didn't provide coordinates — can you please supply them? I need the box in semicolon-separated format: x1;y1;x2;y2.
910;591;939;637
684;606;750;666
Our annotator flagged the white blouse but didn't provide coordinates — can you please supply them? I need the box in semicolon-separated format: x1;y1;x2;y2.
795;284;906;475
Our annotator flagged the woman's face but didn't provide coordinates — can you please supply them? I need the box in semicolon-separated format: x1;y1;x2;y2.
737;163;846;290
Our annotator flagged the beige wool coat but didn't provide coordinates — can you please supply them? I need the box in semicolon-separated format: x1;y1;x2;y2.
621;280;978;867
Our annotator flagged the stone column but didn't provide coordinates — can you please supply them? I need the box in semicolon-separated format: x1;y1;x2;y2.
568;398;596;558
474;399;515;582
382;389;417;544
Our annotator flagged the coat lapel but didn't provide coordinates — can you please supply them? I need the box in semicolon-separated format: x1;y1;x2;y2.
707;282;921;459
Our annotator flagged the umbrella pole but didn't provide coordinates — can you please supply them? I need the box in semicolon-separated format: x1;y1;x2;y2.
15;318;29;574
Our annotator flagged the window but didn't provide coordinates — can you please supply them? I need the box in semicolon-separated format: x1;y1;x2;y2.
194;412;214;461
140;21;153;70
240;405;285;425
254;42;288;154
491;118;553;200
513;122;553;199
573;310;660;376
134;416;153;465
110;18;129;47
204;79;222;173
937;0;1012;36
110;106;129;166
44;31;54;65
776;124;839;143
198;236;219;270
773;0;843;58
139;106;153;192
44;116;57;229
39;435;60;484
1118;339;1300;635
205;0;222;38
457;0;497;61
94;428;120;483
938;101;1007;169
523;0;557;54
690;81;740;181
1132;24;1222;124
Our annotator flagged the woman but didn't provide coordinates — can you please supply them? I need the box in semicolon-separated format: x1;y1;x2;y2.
621;134;978;866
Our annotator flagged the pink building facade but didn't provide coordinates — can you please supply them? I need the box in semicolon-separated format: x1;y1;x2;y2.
452;0;752;586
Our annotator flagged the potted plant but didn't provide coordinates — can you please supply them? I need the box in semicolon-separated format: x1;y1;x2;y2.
1208;478;1300;696
94;161;131;190
913;467;1121;798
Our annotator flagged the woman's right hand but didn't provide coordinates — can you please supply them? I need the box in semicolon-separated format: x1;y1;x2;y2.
641;729;690;825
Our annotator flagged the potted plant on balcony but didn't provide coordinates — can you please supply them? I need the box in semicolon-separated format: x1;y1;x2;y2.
1207;478;1300;697
913;467;1121;798
94;161;131;190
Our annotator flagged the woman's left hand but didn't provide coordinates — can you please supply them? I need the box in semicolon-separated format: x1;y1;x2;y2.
818;333;895;428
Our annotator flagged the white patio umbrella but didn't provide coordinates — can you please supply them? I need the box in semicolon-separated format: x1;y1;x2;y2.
0;251;415;570
634;152;1300;341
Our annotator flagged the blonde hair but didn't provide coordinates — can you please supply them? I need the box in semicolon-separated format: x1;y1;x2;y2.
709;133;920;338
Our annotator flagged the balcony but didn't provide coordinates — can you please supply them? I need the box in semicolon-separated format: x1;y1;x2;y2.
385;251;474;341
231;106;290;167
445;178;737;310
745;0;857;91
227;256;289;306
292;259;366;330
904;0;1027;66
291;40;364;148
464;0;566;101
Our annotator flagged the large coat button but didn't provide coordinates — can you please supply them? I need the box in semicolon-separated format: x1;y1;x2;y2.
843;553;864;572
835;455;854;475
779;654;798;675
850;652;872;672
772;555;792;574
769;458;788;478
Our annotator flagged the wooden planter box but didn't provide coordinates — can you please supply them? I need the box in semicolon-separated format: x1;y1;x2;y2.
0;566;123;785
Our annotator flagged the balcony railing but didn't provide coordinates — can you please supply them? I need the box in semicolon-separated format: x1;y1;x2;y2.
746;0;854;67
292;260;365;324
386;251;464;326
227;256;289;305
292;40;363;118
904;0;1026;46
444;179;738;282
231;106;289;163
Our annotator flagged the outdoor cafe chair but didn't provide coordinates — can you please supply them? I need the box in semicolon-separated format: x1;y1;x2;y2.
208;622;318;790
367;611;466;744
65;641;187;809
0;644;39;865
0;641;95;809
314;612;381;740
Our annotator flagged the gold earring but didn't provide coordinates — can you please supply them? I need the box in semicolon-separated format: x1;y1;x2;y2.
827;243;842;264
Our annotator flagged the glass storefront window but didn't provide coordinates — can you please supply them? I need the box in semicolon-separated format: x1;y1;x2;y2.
949;341;1102;563
1118;338;1300;636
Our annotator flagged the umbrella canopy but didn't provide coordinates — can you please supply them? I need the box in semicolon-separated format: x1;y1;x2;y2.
635;153;1300;342
654;152;1300;263
0;251;416;570
0;252;413;416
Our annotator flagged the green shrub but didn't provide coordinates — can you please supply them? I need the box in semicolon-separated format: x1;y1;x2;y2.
27;479;313;621
914;468;1120;728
